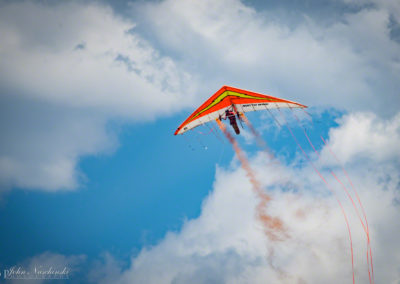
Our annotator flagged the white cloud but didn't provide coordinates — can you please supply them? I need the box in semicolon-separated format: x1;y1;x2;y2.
0;1;194;117
0;1;195;191
136;0;400;115
0;97;116;190
320;112;400;165
1;0;399;194
87;111;400;283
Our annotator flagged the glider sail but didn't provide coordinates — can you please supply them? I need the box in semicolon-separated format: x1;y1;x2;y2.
174;86;307;135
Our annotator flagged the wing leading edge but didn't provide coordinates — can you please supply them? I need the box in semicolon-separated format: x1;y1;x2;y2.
174;86;307;135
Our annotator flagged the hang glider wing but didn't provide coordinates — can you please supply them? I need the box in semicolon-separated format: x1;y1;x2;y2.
174;86;307;135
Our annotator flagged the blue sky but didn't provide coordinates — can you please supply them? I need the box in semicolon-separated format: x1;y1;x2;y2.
0;107;336;263
0;0;399;283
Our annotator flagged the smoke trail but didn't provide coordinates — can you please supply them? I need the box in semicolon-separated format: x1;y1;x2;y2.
216;119;287;241
240;114;272;155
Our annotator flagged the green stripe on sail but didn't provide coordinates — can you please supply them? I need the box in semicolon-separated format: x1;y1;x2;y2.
188;91;271;123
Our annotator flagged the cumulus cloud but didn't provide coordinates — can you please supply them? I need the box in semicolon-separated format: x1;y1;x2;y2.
1;0;399;195
0;1;194;191
0;96;116;190
86;111;400;283
135;0;400;115
0;1;194;117
320;112;400;165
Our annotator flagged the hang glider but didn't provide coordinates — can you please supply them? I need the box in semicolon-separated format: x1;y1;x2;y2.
174;86;307;135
